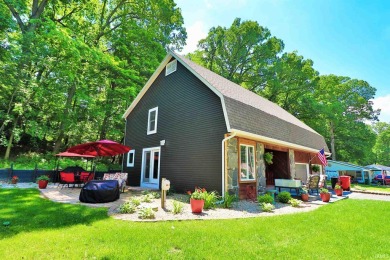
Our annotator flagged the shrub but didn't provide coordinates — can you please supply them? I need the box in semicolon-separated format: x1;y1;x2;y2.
261;203;275;212
223;192;237;208
334;184;341;190
204;191;218;209
257;194;274;204
172;201;184;214
320;188;329;194
289;198;301;207
299;187;308;194
150;191;161;199
277;191;291;203
119;202;136;214
141;194;154;203
130;198;141;206
188;187;207;200
138;207;155;219
36;175;50;181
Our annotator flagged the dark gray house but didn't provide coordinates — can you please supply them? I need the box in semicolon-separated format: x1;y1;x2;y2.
122;51;329;197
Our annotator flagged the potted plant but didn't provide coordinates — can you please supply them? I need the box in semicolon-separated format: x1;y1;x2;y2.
187;187;206;213
334;184;343;196
311;165;320;173
11;176;19;184
300;188;309;202
320;188;331;202
264;152;273;165
37;175;50;189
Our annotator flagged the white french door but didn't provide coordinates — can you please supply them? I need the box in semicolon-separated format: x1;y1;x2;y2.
141;147;161;188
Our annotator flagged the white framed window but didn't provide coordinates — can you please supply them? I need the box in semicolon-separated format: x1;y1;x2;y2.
165;60;177;76
127;150;135;167
240;144;255;181
147;107;158;135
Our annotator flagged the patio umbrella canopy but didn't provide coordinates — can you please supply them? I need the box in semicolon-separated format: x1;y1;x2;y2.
67;139;131;157
56;152;95;158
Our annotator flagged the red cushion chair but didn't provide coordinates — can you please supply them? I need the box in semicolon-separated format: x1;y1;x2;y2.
59;172;75;189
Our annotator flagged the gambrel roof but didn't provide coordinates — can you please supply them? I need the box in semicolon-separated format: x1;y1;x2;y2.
123;51;329;154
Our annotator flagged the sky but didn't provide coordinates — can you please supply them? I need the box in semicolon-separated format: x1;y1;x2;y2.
175;0;390;122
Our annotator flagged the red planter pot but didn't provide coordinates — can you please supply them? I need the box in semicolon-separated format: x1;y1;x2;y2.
301;194;309;202
335;189;343;196
38;180;49;189
321;193;331;202
190;198;204;213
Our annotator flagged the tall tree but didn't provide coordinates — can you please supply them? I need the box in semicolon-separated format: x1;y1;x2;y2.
372;122;390;165
0;0;186;157
188;18;284;86
309;75;379;162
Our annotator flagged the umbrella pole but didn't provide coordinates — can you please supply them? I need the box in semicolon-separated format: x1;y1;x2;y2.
56;157;60;183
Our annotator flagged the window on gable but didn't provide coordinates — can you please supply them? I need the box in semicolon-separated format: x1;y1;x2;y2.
147;107;158;135
165;60;177;76
127;150;135;167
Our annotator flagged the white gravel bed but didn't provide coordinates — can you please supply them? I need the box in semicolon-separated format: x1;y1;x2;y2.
112;194;328;222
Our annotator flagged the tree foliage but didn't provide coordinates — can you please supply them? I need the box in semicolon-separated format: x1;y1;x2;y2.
189;18;380;165
0;0;186;158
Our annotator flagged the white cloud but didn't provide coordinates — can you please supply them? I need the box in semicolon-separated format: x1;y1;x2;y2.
179;20;208;54
373;94;390;123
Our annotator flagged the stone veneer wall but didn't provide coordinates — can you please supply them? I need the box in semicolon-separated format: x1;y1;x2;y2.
289;149;296;179
256;143;266;191
226;138;238;195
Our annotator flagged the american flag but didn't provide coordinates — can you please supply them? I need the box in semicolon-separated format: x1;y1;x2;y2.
317;148;328;166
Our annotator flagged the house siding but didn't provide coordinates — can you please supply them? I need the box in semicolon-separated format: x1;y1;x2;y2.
123;60;227;193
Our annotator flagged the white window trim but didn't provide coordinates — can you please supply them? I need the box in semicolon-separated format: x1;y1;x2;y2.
240;144;255;181
165;59;177;76
147;107;158;135
127;150;135;167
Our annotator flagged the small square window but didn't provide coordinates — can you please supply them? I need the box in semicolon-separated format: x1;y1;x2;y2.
127;150;135;167
147;107;158;135
165;60;177;76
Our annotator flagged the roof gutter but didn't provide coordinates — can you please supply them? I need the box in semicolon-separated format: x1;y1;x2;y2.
222;132;237;195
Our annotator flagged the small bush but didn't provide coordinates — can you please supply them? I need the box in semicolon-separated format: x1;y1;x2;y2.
204;191;218;209
277;191;291;203
172;201;184;214
141;194;154;203
150;191;161;199
138;207;155;219
289;198;301;207
257;194;274;204
261;203;275;212
223;192;237;208
119;202;136;214
130;198;141;206
141;190;151;195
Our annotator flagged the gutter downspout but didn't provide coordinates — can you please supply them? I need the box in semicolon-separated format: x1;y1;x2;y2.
222;132;237;196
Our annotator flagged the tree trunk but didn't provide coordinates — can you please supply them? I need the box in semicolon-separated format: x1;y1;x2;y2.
329;121;336;160
53;84;76;153
4;118;18;160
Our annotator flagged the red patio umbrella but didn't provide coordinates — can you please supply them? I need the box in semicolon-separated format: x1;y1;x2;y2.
67;139;131;157
56;151;95;158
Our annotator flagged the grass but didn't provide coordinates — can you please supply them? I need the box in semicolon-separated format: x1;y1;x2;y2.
1;189;390;259
351;183;390;193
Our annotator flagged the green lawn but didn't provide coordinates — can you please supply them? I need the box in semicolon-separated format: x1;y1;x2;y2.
351;183;390;193
1;189;390;259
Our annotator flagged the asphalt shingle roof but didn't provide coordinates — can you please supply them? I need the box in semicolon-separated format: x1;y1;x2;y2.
173;52;329;152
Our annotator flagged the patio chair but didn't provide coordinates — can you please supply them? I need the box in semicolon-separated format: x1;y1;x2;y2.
59;172;76;189
80;172;94;184
305;174;320;195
